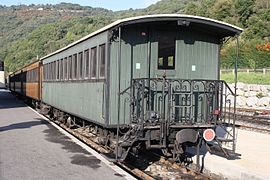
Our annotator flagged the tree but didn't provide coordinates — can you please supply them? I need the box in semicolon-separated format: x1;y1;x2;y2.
235;0;255;27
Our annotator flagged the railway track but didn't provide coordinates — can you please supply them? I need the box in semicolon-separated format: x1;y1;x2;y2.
226;108;270;133
38;106;270;179
40;114;212;180
124;152;212;180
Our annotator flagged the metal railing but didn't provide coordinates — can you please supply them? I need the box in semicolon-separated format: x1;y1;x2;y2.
130;77;235;127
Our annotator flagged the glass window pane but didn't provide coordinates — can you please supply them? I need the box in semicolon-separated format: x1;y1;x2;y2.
64;57;67;80
157;34;175;70
48;63;51;80
91;47;97;79
85;49;89;79
56;60;59;80
52;62;55;80
69;56;72;80
60;59;63;80
99;44;106;78
73;54;77;79
54;61;56;80
43;65;46;81
79;52;83;79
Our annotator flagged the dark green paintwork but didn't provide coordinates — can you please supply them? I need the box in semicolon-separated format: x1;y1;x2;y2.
42;21;223;127
109;24;220;125
42;32;108;126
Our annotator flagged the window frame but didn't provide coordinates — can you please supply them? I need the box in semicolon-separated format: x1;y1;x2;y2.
53;61;56;80
98;44;106;79
49;62;52;81
78;52;83;79
68;55;72;80
84;49;90;79
60;58;63;81
157;35;176;70
47;63;50;81
45;64;47;81
73;53;78;80
64;57;67;80
90;47;97;79
56;60;59;81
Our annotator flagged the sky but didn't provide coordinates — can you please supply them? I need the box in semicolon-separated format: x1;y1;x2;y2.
0;0;161;11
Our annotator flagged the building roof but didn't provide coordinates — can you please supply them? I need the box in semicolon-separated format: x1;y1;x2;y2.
41;14;243;60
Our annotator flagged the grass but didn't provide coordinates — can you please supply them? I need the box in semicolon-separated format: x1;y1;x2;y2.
220;72;270;85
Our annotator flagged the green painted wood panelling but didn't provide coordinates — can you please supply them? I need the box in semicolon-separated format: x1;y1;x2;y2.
150;28;219;80
42;23;222;127
43;82;105;124
42;31;108;125
109;26;149;125
108;25;221;126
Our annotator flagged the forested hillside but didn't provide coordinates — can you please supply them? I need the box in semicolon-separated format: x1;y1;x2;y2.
0;0;269;72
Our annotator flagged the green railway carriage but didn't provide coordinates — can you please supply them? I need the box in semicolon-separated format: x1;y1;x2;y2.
41;14;242;161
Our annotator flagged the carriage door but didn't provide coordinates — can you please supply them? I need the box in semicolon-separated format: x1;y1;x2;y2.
151;29;177;78
148;29;178;122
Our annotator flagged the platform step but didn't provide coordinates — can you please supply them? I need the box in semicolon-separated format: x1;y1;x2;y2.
206;144;241;160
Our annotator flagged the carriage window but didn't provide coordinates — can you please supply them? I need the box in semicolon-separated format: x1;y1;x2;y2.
49;63;52;80
45;64;47;81
99;44;106;78
28;69;32;82
91;47;97;79
27;71;30;82
68;56;72;80
35;69;38;82
73;54;77;79
43;65;46;81
52;62;54;80
28;68;38;82
78;52;83;79
55;60;59;80
51;62;53;80
52;62;55;80
53;61;58;80
51;62;54;80
46;64;48;80
49;63;51;80
48;63;50;80
50;63;52;80
64;57;67;80
157;35;175;70
60;59;63;80
84;49;90;79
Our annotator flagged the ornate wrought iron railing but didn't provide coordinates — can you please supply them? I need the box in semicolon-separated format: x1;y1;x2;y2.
130;78;235;126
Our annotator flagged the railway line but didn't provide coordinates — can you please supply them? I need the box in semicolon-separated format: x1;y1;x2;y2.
39;110;212;180
11;94;270;180
226;108;270;133
24;102;270;179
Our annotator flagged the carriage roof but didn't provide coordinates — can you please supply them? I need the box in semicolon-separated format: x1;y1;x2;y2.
41;14;243;60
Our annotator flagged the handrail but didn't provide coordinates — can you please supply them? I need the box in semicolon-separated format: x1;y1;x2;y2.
130;77;237;155
130;78;232;125
222;80;235;95
132;78;235;94
120;86;131;95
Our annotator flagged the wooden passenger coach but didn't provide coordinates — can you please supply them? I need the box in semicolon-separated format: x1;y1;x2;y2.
41;14;242;127
9;61;42;101
10;14;243;163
